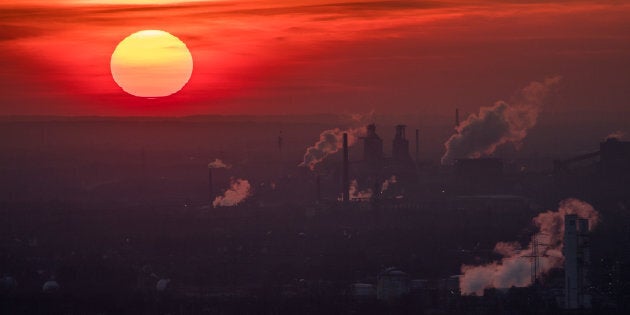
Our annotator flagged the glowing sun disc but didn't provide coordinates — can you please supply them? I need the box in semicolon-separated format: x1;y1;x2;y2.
111;30;193;98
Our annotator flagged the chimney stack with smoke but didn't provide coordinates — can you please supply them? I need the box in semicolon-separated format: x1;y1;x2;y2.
459;198;598;296
300;127;366;170
342;133;349;203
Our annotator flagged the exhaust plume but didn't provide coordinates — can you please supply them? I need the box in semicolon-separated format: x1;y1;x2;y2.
459;198;599;296
349;179;373;200
380;176;397;193
213;178;251;207
441;76;561;164
300;127;366;170
605;130;625;141
208;158;231;169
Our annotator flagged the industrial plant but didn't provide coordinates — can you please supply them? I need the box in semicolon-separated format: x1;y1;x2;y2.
0;114;628;314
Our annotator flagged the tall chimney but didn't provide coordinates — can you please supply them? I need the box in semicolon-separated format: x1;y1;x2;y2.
315;174;321;203
278;130;283;152
208;168;213;203
342;133;349;203
455;108;460;128
415;128;419;162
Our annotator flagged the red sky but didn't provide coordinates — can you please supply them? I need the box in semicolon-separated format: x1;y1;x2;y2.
1;0;630;116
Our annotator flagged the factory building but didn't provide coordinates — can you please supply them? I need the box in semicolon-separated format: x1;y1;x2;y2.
362;124;383;164
455;158;503;178
563;214;591;309
553;137;630;177
353;124;418;194
392;125;412;163
451;158;505;194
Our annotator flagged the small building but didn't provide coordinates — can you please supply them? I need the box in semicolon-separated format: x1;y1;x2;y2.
349;283;376;299
377;267;410;302
42;280;60;292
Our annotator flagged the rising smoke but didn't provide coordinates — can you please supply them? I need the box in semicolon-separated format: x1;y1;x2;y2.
605;130;625;141
299;127;366;170
212;178;252;207
208;158;231;169
349;179;373;200
343;176;398;200
441;76;562;164
459;198;599;296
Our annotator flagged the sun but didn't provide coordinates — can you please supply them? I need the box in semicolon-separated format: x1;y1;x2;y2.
110;30;193;98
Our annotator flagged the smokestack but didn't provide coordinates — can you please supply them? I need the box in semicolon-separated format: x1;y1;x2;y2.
415;129;419;162
278;130;283;152
208;168;213;203
342;133;349;203
455;108;460;128
315;174;321;203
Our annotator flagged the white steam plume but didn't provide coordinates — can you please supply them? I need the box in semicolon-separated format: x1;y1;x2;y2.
208;158;231;169
441;76;561;164
299;127;366;170
459;198;599;296
212;178;251;207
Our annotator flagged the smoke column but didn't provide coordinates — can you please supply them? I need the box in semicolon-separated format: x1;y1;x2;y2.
208;158;231;169
213;178;251;207
605;130;625;140
300;127;366;170
459;198;599;296
441;76;561;164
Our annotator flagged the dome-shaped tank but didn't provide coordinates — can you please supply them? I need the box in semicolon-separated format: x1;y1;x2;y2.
42;280;60;292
